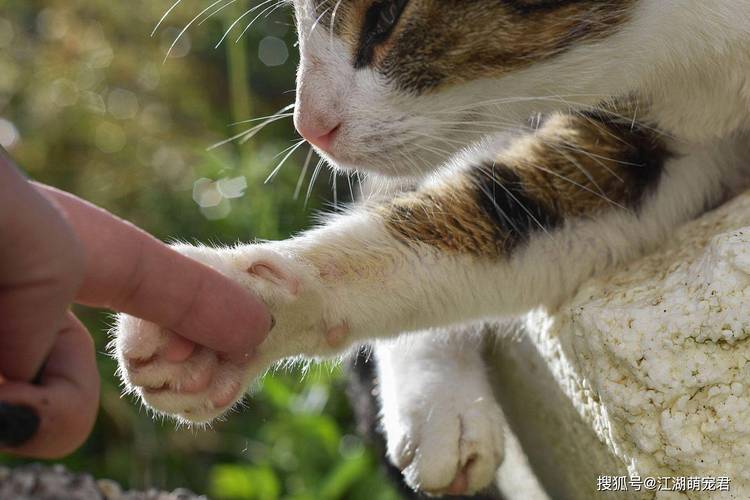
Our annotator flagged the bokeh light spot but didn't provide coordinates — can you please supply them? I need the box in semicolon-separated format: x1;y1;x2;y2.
217;176;247;199
50;78;79;107
0;118;20;149
36;9;68;40
95;122;126;153
161;28;192;59
259;36;288;67
137;63;161;91
193;178;223;208
80;91;106;115
108;88;139;120
201;199;232;220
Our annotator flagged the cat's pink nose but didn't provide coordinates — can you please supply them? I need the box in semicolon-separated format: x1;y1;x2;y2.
300;122;340;153
295;115;340;153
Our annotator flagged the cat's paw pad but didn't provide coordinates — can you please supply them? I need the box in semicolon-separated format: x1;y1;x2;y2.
386;396;505;496
114;315;249;423
113;243;341;423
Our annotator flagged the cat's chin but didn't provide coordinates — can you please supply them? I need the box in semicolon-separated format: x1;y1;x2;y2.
313;140;452;180
322;153;441;181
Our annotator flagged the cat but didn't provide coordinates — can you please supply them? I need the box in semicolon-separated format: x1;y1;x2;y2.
114;0;750;496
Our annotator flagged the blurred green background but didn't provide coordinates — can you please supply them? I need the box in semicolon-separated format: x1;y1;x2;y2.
0;1;401;498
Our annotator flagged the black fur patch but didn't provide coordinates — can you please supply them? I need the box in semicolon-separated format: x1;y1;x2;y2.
581;109;671;210
469;165;562;249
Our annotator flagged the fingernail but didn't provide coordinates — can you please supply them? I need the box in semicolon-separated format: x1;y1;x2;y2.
0;403;39;447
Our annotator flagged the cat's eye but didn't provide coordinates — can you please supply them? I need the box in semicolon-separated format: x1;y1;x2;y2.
369;0;409;38
355;0;409;68
374;0;404;34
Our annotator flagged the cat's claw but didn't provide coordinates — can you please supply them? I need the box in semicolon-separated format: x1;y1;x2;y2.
385;392;505;496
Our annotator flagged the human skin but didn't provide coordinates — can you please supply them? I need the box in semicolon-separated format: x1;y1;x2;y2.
0;147;272;458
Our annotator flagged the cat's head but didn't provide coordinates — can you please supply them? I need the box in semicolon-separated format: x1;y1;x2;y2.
291;0;663;178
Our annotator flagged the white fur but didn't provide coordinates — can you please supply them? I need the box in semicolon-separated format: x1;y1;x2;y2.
114;1;750;495
376;328;505;495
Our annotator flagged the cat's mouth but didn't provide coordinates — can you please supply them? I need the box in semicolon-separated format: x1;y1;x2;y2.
314;139;451;179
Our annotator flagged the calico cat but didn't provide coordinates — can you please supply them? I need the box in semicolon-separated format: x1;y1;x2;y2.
114;0;750;496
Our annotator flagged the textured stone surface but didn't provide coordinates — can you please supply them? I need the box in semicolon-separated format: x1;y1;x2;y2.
492;191;750;499
0;463;206;500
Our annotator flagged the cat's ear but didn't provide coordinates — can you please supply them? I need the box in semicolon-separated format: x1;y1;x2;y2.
248;261;301;297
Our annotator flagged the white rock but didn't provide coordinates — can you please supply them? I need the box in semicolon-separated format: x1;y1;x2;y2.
492;191;750;499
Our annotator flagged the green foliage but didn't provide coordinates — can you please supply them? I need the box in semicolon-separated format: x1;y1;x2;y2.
0;1;400;498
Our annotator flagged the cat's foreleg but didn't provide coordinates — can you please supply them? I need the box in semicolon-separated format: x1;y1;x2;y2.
376;326;504;495
114;111;741;423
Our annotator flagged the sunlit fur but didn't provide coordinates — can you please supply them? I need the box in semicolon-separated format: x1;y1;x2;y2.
114;1;750;496
294;0;750;176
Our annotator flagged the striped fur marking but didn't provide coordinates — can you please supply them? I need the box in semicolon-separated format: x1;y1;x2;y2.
305;0;636;94
382;108;671;257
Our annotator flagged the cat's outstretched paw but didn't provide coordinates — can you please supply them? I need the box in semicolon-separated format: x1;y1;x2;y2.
384;388;505;496
113;243;340;423
114;316;249;422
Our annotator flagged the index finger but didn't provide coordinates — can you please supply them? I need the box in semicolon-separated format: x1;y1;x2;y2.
36;185;271;355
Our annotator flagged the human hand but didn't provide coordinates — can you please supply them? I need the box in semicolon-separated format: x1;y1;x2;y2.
0;148;272;458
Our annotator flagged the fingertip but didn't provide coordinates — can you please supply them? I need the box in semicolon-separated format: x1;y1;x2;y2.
197;276;272;355
238;289;273;343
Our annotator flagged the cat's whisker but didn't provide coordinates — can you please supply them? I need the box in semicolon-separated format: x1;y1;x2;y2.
408;130;479;149
473;179;525;237
331;170;338;209
422;93;610;116
265;139;307;184
551;141;627;182
236;116;293;144
235;0;288;43
355;171;365;201
198;0;241;27
152;0;183;36
230;112;293;126
409;142;453;163
558;140;640;169
346;172;355;201
547;95;670;138
164;0;228;62
230;103;295;125
308;6;333;41
305;158;326;207
328;0;345;47
422;118;524;129
397;150;425;175
215;0;279;48
207;113;289;151
294;147;316;201
549;145;607;197
525;160;627;212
